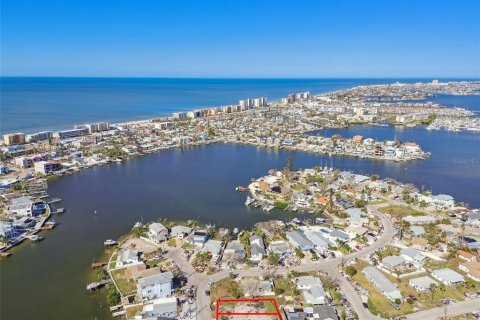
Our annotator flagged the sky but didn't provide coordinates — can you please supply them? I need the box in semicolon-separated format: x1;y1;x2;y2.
1;0;479;78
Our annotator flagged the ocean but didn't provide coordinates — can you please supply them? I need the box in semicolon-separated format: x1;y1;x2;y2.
1;77;477;135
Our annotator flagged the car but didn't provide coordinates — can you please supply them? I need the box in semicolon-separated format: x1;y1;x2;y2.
362;302;368;308
205;290;210;296
408;294;417;301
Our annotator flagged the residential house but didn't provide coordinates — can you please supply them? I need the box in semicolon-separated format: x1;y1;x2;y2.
149;223;168;243
431;268;465;286
403;215;437;225
268;241;292;256
400;247;426;266
249;235;266;262
201;239;223;262
224;240;246;262
381;255;406;271
141;296;178;319
459;262;480;282
409;276;439;292
115;249;139;268
362;266;402;301
188;230;208;246
286;230;314;251
458;250;477;262
303;230;334;252
410;226;426;237
170;225;192;239
138;272;174;300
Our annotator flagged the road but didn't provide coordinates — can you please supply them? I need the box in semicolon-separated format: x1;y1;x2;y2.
406;297;480;320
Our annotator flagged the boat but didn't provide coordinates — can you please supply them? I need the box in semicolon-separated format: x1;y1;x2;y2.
232;228;239;234
48;198;62;204
27;234;44;242
104;239;118;247
262;205;274;212
133;221;142;228
235;186;248;192
245;196;255;206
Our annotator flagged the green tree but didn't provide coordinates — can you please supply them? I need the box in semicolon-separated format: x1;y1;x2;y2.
268;252;280;266
345;266;357;277
294;248;304;258
106;284;121;306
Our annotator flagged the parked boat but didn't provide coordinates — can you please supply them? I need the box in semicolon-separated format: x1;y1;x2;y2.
27;235;44;242
245;196;255;206
104;239;118;247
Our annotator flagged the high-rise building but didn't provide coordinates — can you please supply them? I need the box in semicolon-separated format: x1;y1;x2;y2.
3;133;26;146
26;131;53;143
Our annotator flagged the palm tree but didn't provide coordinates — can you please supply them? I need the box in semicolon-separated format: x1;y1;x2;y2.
430;283;438;302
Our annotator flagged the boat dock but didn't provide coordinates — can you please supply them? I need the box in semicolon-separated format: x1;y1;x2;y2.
86;278;112;291
91;261;108;269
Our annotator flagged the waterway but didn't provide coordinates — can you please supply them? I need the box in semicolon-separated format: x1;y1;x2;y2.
0;90;479;320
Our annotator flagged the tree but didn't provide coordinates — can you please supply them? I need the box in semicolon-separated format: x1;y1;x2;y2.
294;248;304;258
106;284;121;306
345;266;357;277
394;298;402;306
285;156;295;172
311;252;319;261
268;252;280;266
430;283;438;302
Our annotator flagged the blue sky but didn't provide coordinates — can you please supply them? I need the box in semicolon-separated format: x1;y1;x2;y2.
1;0;479;77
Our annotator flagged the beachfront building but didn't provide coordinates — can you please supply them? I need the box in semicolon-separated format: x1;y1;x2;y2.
431;268;465;286
54;128;89;140
409;276;439;292
33;160;62;175
26;131;53;143
362;266;402;301
3;133;26;146
138;272;173;300
7;196;35;217
148;223;168;243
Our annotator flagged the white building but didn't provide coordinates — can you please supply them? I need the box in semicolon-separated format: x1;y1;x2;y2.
431;268;465;286
149;223;168;243
115;249;139;268
138;272;173;300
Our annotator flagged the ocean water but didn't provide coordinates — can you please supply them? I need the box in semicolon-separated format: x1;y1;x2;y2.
1;77;476;135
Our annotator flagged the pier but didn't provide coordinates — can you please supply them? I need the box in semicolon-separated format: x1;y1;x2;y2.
86;278;112;291
91;261;108;269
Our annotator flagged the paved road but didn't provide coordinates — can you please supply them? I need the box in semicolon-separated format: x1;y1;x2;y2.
406;297;480;320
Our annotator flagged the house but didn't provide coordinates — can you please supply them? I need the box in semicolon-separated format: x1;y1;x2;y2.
201;239;223;262
431;194;455;209
249;235;266;262
8;196;34;217
294;276;322;290
362;266;402;301
224;240;246;262
268;240;292;256
138;272;173;300
149;223;168;243
458;250;477;262
410;226;426;237
258;280;275;296
329;229;350;242
284;306;338;320
400;247;426;265
142;296;177;319
403;215;437;225
33;160;62;175
286;230;314;251
170;225;192;239
459;262;480;282
0;221;17;238
409;276;439;292
115;249;139;268
381;255;406;271
431;268;465;286
315;197;329;206
188;230;208;246
345;208;368;227
304;230;334;252
303;284;330;305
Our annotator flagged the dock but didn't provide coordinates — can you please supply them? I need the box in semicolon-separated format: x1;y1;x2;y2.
86;278;112;290
91;261;108;269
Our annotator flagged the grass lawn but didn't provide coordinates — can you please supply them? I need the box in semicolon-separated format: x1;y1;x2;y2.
273;277;303;305
369;198;388;205
125;305;143;318
108;253;118;270
378;205;424;220
111;269;137;296
146;257;165;268
209;278;238;303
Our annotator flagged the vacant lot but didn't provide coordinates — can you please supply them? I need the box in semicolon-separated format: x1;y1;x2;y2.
378;205;424;220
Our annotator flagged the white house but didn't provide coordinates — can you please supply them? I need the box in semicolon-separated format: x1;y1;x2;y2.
170;225;191;239
249;235;266;262
431;268;465;286
138;272;173;300
409;276;439;292
400;247;427;266
115;249;139;268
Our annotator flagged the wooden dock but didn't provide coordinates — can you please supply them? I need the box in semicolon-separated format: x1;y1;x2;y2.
86;278;112;290
91;261;108;269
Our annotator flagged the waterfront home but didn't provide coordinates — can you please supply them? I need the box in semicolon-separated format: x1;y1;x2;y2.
148;223;168;243
249;235;266;262
138;272;173;300
459;262;480;282
187;229;208;246
402;215;437;225
409;276;439;292
125;264;161;280
381;255;406;271
115;249;139;268
431;194;455;209
286;230;314;251
140;296;178;319
400;247;427;266
170;225;192;239
0;221;17;238
458;250;477;262
362;266;402;301
7;196;34;217
431;268;465;286
268;240;293;256
224;240;246;263
201;239;223;262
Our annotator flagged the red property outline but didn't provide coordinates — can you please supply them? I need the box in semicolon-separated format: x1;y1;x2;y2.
216;298;282;319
